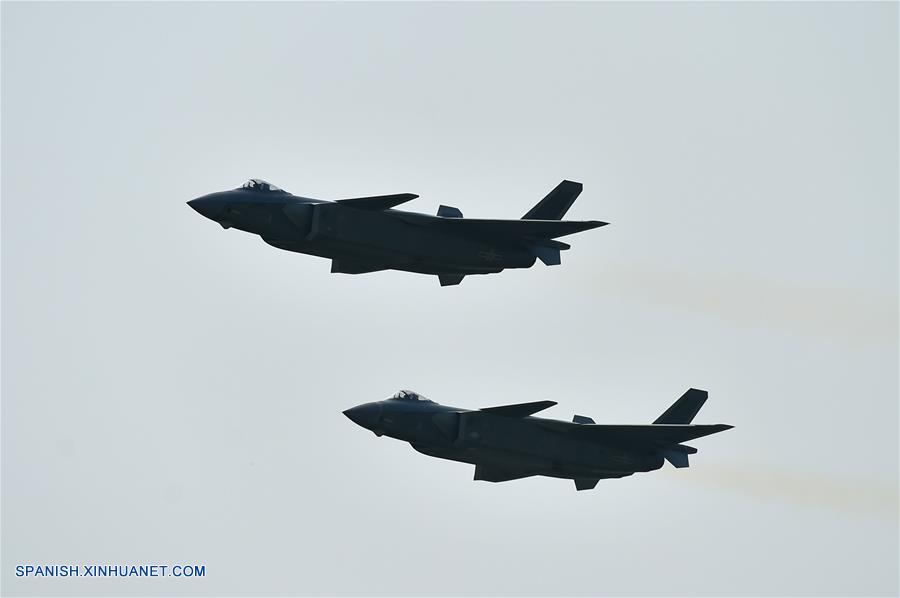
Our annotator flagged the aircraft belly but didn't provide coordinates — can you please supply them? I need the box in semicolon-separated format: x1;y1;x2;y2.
304;203;535;272
457;415;663;476
566;439;663;473
414;441;646;481
454;416;565;473
416;444;553;472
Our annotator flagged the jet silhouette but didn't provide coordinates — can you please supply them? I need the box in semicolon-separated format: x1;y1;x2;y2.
188;179;605;285
344;389;732;490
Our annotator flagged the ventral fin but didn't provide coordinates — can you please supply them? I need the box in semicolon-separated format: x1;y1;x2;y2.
331;259;391;275
574;478;600;491
438;274;465;286
474;464;538;483
662;450;690;468
532;245;561;266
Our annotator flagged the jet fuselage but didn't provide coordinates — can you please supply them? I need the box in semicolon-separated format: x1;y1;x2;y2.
345;397;663;483
191;187;534;275
343;389;732;490
188;179;605;284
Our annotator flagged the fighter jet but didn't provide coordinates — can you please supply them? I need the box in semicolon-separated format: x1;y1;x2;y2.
188;179;605;285
344;389;732;490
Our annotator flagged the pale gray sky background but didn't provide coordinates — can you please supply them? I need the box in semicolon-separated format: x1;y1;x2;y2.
2;2;897;596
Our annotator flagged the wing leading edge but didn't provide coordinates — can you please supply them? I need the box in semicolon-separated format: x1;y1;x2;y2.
335;193;419;211
480;400;557;418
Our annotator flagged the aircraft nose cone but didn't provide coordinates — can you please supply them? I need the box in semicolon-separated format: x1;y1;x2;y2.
187;197;221;220
343;403;382;430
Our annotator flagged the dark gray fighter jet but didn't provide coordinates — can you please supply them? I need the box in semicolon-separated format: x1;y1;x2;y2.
188;179;605;285
344;389;732;490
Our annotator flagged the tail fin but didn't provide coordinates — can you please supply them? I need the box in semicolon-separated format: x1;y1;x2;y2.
522;180;583;220
653;388;708;424
661;444;696;468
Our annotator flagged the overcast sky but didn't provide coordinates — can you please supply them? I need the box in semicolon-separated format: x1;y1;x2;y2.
2;2;897;596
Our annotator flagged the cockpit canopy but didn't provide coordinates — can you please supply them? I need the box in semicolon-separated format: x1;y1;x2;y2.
240;178;282;192
390;389;432;402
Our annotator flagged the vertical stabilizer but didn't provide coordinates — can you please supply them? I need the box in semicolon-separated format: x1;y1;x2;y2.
522;180;583;220
653;389;708;424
